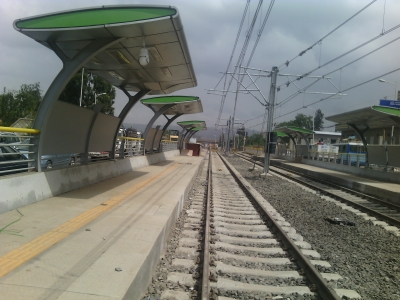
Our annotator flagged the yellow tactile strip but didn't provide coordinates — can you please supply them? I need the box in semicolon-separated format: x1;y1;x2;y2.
0;163;179;278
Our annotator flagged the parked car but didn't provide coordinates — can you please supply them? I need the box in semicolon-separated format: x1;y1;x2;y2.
0;132;22;145
17;139;77;169
0;145;28;176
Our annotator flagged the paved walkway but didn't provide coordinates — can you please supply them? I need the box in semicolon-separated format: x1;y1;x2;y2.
0;155;203;300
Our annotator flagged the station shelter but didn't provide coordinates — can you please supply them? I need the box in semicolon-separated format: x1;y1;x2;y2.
274;126;314;160
177;121;206;155
13;5;197;171
326;105;400;168
140;96;203;154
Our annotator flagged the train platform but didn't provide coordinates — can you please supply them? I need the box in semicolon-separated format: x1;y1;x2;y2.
0;154;204;300
270;158;400;204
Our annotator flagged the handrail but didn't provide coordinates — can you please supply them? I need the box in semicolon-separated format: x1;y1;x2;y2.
116;136;143;141
0;126;40;134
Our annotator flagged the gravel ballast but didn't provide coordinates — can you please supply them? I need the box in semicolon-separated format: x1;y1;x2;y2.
226;155;400;300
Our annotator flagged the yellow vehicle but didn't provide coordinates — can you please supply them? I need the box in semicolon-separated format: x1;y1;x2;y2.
170;135;179;142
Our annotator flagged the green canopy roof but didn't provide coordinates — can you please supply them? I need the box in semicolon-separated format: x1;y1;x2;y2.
274;131;288;137
326;105;400;130
177;120;206;129
191;127;207;131
274;126;314;135
15;7;176;29
372;105;400;116
14;5;196;95
141;96;203;115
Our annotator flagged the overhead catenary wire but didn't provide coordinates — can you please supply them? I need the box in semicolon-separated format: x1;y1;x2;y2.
293;22;400;81
216;0;275;129
215;0;253;127
215;0;250;127
227;0;264;112
278;0;378;70
276;33;400;108
274;66;400;120
231;0;275;149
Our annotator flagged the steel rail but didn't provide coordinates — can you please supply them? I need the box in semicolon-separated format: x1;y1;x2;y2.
237;152;400;227
272;162;400;212
201;149;212;299
218;152;341;300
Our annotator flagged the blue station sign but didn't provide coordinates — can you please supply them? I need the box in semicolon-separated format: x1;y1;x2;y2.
379;99;400;108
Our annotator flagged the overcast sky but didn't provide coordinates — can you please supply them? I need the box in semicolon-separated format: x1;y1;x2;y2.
1;0;400;137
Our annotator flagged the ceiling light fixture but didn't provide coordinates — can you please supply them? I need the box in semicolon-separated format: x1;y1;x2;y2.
139;38;150;66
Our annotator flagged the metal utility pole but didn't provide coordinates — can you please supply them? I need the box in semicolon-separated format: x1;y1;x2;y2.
226;116;232;154
243;129;247;151
263;66;278;175
79;68;84;107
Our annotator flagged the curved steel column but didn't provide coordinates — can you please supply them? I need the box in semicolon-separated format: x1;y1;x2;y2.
348;123;370;165
142;104;174;155
179;128;194;151
112;88;151;159
159;113;183;151
186;130;197;142
32;38;124;171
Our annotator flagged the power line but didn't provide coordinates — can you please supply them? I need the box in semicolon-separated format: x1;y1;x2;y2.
275;66;400;120
216;0;263;124
231;0;275;127
293;22;400;81
276;34;400;108
215;1;250;128
278;0;378;70
324;35;400;77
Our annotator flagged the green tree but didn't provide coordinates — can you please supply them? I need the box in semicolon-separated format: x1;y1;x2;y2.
276;110;324;131
0;89;18;126
246;133;265;147
275;113;313;130
59;70;116;115
15;83;41;118
0;83;42;126
314;109;324;130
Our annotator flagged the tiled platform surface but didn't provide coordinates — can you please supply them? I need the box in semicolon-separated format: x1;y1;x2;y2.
0;155;203;300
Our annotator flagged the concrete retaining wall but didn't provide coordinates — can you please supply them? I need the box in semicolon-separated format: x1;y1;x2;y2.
300;159;400;184
124;157;203;300
271;159;400;204
0;150;180;215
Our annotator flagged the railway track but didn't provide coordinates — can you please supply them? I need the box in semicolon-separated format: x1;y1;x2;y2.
236;152;400;230
146;151;360;299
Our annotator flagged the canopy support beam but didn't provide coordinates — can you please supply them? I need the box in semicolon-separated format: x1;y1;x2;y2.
187;130;197;142
180;128;194;152
32;38;124;171
348;123;370;165
114;88;151;158
160;113;183;150
143;104;174;155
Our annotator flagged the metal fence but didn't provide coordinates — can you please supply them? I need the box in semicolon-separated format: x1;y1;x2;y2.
0;127;180;177
245;145;400;172
0;127;40;176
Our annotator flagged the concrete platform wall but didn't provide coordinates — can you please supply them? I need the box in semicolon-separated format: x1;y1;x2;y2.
300;159;400;184
0;150;180;215
269;152;400;184
124;158;202;300
271;159;400;204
